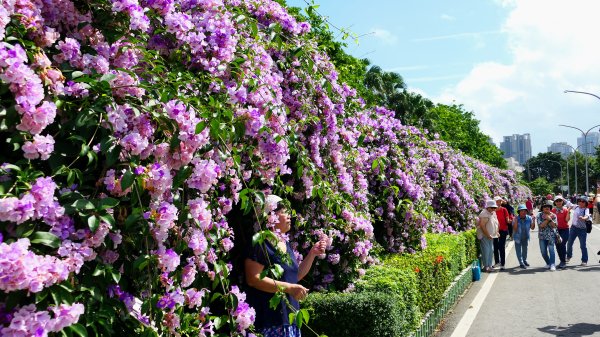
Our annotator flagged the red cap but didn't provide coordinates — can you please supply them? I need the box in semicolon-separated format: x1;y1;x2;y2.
546;194;553;200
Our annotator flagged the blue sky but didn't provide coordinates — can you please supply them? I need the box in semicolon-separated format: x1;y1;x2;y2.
287;0;600;156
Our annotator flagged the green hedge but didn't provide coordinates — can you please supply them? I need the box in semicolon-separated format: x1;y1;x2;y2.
302;231;478;337
302;292;407;337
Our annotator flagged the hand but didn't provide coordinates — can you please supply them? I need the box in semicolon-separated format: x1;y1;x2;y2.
285;283;309;301
309;239;327;257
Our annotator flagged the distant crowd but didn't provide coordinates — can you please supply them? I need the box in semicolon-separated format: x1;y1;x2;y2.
476;190;600;273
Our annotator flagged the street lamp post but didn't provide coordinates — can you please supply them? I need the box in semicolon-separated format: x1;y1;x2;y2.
558;124;600;194
562;142;592;196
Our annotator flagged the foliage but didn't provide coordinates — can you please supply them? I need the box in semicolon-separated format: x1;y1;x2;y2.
0;0;529;335
382;231;477;313
429;104;507;169
525;177;557;196
354;266;420;334
302;291;408;337
303;231;478;337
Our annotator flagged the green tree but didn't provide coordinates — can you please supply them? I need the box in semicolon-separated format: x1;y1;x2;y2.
525;152;565;187
526;177;557;196
428;104;507;168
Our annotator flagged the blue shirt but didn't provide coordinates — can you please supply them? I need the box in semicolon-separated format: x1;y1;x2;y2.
513;215;532;242
245;240;299;329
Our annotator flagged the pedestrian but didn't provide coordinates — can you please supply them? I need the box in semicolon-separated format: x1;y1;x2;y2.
567;196;591;266
526;197;533;216
477;199;499;272
552;195;570;269
493;196;510;269
537;200;558;271
245;195;327;337
503;199;515;240
512;204;534;268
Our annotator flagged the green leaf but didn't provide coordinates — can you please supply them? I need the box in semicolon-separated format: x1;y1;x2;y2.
71;71;85;79
68;324;88;337
271;264;284;279
30;232;61;248
252;231;277;246
73;199;95;211
172;166;193;189
195;121;207;134
269;292;283;310
100;73;117;82
88;215;100;231
94;197;119;210
120;169;135;190
133;254;152;270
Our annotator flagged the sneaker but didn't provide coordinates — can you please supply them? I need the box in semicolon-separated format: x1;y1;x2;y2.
519;264;526;269
550;264;556;271
581;262;588;266
500;264;505;270
566;258;570;263
544;264;551;269
524;261;530;267
558;263;566;269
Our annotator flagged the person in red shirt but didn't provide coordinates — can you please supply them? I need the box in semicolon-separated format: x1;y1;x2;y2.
587;193;594;217
551;195;571;268
526;198;533;216
493;196;510;269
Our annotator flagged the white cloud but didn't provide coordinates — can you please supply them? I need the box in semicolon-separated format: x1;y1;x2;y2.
440;14;456;21
435;0;600;155
370;28;398;45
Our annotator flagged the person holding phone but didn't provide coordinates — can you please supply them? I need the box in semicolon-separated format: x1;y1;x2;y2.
245;195;327;337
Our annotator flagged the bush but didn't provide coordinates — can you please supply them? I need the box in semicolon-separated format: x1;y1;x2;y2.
302;291;407;337
354;266;420;335
461;229;479;263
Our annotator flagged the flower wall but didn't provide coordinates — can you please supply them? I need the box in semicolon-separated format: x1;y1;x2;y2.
0;0;529;335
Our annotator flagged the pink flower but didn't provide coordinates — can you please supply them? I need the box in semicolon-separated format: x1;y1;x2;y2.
22;134;55;160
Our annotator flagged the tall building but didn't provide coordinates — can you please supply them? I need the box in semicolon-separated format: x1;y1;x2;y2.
548;142;573;159
500;133;532;165
577;131;600;156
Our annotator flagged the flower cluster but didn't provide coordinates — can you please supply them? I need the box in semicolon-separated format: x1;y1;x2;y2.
0;0;530;335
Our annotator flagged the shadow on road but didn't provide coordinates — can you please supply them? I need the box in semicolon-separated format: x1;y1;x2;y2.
538;323;600;336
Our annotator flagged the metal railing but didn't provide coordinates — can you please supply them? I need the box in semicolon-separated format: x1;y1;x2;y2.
411;260;477;337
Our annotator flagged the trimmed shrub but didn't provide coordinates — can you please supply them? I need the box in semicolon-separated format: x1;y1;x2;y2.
462;229;479;263
355;266;420;335
302;291;406;337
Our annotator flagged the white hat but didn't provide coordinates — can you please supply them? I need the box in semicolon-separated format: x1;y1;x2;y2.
485;200;498;208
265;194;283;212
493;196;504;202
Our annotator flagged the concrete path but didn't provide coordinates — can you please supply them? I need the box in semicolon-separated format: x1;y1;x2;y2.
436;223;600;337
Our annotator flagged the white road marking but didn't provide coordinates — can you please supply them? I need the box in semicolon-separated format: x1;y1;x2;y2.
449;240;514;337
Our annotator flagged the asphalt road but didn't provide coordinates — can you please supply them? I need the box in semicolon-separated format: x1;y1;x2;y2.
436;219;600;337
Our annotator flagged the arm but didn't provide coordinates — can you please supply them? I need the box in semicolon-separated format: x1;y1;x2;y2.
478;217;491;239
565;209;571;223
298;240;326;281
504;208;510;225
244;258;308;300
512;217;518;234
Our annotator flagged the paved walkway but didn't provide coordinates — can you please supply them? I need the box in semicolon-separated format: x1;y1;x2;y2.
437;222;600;337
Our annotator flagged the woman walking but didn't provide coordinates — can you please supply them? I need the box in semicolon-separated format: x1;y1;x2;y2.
477;200;499;272
512;204;534;268
552;195;571;269
493;196;510;269
537;200;558;271
567;196;591;266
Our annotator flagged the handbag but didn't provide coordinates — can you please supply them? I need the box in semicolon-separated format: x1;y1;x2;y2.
586;219;593;233
554;229;563;244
